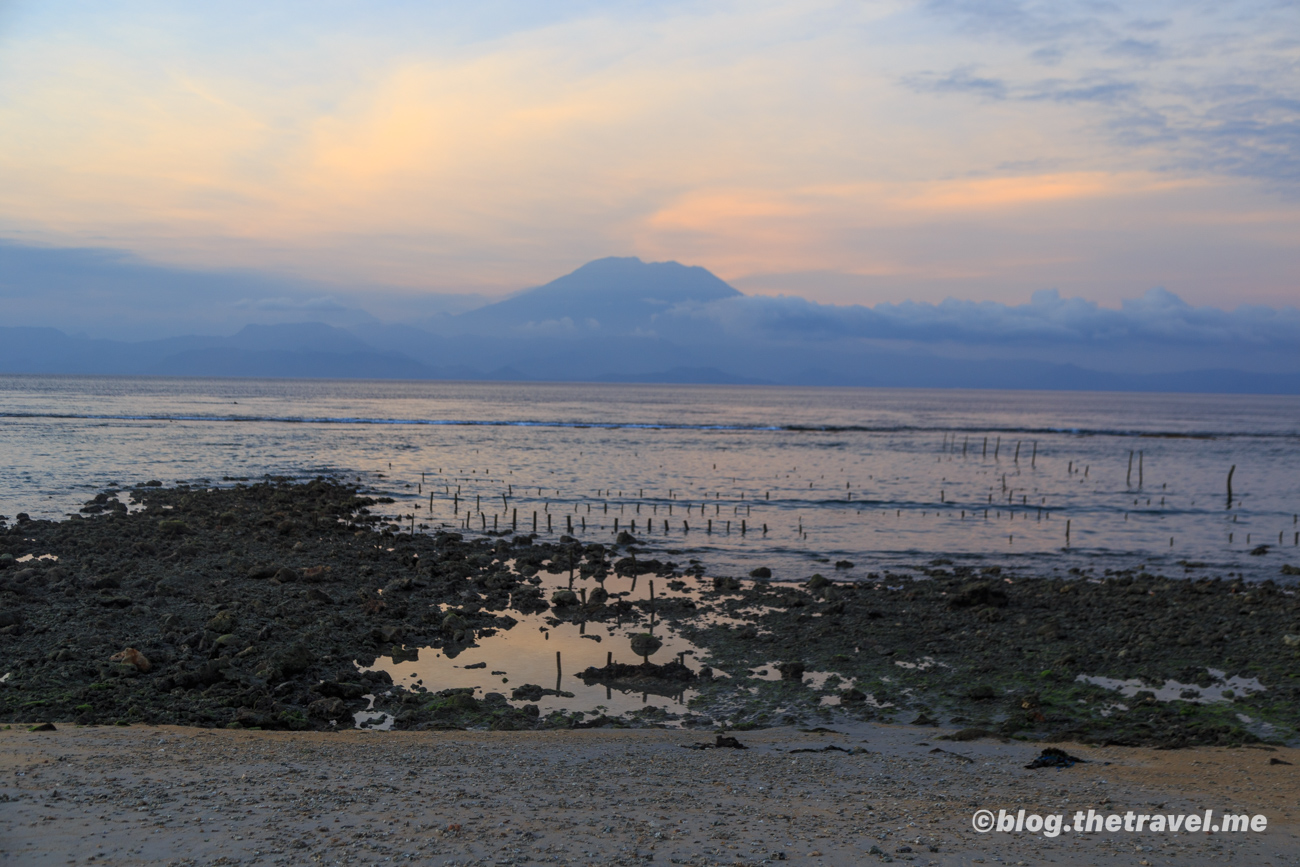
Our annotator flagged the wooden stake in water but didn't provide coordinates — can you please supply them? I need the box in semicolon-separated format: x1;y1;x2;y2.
1127;451;1134;488
1031;441;1036;468
1226;465;1235;510
1138;451;1144;489
1065;519;1071;548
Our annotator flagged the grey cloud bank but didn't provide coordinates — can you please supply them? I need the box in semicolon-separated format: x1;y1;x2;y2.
0;245;1296;393
915;0;1300;187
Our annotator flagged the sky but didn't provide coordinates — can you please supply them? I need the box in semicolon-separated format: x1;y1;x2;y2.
0;0;1298;311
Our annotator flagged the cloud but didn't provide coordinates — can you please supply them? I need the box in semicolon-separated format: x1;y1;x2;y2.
675;286;1300;356
0;0;1296;307
0;239;381;338
904;67;1009;100
915;0;1300;190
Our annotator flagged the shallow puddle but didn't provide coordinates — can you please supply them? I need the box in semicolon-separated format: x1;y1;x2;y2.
1077;668;1266;704
358;562;730;722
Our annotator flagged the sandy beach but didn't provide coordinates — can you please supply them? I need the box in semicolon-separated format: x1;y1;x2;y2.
3;722;1297;866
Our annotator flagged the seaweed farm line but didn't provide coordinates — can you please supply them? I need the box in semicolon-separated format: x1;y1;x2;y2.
2;376;1298;583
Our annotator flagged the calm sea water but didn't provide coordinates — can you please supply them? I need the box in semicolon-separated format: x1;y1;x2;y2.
2;375;1298;583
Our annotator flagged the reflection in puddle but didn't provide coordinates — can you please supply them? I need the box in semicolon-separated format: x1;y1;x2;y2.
16;554;58;563
1078;668;1267;704
353;694;395;730
359;563;720;722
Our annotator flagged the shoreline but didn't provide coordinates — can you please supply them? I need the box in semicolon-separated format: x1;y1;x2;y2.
1;479;1298;748
3;722;1297;866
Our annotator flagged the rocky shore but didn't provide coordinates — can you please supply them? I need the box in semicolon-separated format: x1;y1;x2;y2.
1;479;1297;747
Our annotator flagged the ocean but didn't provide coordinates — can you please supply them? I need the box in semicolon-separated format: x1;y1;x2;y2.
2;374;1297;584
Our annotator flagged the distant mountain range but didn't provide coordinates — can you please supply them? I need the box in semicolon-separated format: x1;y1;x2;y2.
2;256;1298;392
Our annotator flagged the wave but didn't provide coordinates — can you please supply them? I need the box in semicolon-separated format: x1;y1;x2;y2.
0;411;1293;439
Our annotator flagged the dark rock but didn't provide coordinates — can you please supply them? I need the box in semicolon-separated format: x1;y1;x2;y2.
277;644;314;676
576;660;697;695
511;684;575;701
308;697;347;719
940;728;995;742
749;567;772;578
777;662;806;681
153;578;183;596
550;590;579;607
306;588;334;604
948;582;1008;609
630;633;663;658
1025;747;1086;769
684;734;747;750
206;611;235;633
374;625;403;643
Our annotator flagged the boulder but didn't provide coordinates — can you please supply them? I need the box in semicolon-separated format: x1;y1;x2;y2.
308;697;347;719
206;610;235;633
777;661;806;681
630;633;662;659
109;647;152;672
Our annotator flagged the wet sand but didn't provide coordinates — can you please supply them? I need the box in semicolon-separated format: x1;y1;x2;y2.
3;723;1296;866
